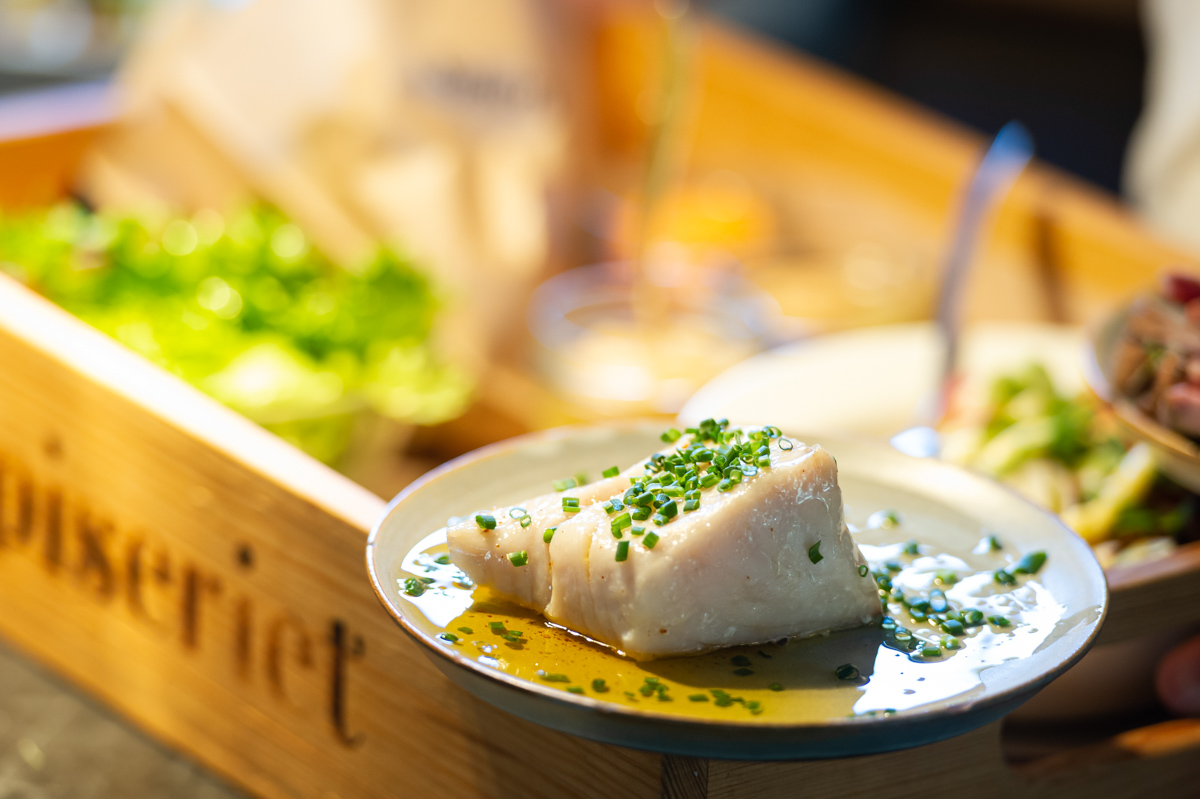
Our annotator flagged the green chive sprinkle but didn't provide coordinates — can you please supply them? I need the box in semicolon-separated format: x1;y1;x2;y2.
615;541;630;562
611;512;632;534
652;513;669;526
661;428;682;443
475;514;496;530
731;655;752;667
939;619;964;636
941;635;962;650
733;668;754;676
602;465;620;478
438;633;459;642
747;701;763;715
543;527;557;543
435;554;451;565
643;532;660;549
903;540;919;556
537;671;570;682
768;682;784;692
489;621;505;632
982;534;1002;551
858;564;869;577
631;526;645;536
507;551;529;567
632;507;651;521
1011;551;1047;575
987;615;1011;627
962;609;985;626
808;541;823;564
660;499;678;519
881;510;901;527
936;569;959;586
994;569;1017;585
403;577;427;597
552;478;577;492
835;663;860;681
921;645;942;658
566;686;585;694
688;693;709;702
592;679;608;692
929;590;949;613
456;626;473;634
562;497;580;513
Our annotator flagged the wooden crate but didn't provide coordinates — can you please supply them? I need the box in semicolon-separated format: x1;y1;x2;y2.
1;20;1199;799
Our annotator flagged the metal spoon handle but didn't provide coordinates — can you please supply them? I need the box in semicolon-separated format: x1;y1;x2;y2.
934;121;1034;415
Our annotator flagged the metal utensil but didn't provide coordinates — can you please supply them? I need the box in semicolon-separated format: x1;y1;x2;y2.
891;121;1034;458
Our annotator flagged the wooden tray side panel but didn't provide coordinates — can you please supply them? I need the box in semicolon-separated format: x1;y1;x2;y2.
0;275;660;799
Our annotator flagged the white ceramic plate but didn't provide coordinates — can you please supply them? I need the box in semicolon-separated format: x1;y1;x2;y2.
366;422;1106;759
680;322;1084;436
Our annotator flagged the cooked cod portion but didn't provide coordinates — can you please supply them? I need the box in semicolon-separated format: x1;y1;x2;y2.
447;423;881;659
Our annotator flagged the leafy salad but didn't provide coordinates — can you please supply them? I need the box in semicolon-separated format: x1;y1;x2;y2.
941;363;1196;569
0;203;471;463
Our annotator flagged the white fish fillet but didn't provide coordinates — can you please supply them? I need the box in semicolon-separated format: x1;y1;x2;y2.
447;434;881;659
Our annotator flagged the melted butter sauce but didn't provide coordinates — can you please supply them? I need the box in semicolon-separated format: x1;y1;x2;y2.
398;505;1067;724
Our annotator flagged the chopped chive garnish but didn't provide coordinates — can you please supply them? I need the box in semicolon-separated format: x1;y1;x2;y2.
602;465;621;478
835;663;860;681
935;569;958;586
1011;551;1047;575
562;497;580;513
939;619;964;635
903;540;919;555
615;541;630;562
630;525;645;536
982;534;1002;551
403;577;427;597
611;512;632;534
994;569;1017;585
537;671;570;682
592;679;608;692
456;626;473;634
438;633;459;642
475;514;497;530
962;609;985;626
552;478;577;492
885;560;902;572
733;668;754;676
747;701;763;715
929;590;949;613
652;513;669;526
941;635;962;650
779;439;794;451
987;615;1012;627
731;655;752;667
881;510;901;527
566;686;585;694
858;564;869;577
488;621;506;631
643;532;660;549
631;506;651;521
510;507;527;519
808;541;823;564
768;682;784;692
661;428;682;443
435;554;451;565
660;500;678;519
688;693;709;702
921;645;942;658
507;550;529;567
543;527;557;543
